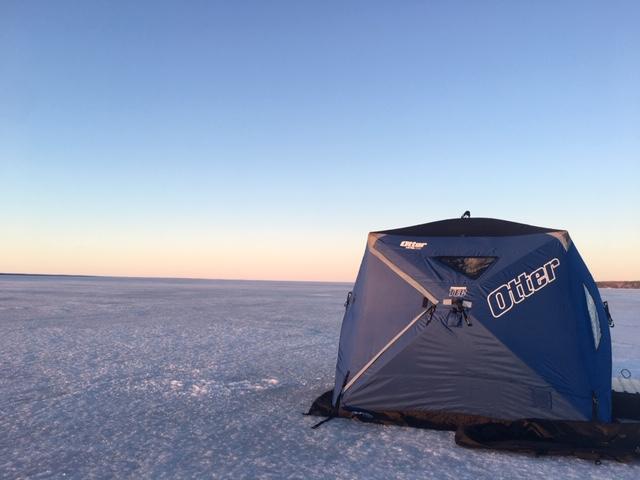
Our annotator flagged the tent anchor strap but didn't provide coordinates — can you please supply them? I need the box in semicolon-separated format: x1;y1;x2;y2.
309;371;350;430
310;415;336;429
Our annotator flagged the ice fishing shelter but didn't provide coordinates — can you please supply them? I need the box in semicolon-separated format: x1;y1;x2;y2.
326;216;613;423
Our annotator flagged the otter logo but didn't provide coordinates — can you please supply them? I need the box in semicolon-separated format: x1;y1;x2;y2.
487;258;560;318
400;241;427;250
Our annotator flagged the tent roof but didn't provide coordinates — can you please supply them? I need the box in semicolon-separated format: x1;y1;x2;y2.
374;217;562;237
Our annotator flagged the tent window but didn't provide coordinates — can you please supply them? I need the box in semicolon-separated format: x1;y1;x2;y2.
435;256;497;279
584;285;601;350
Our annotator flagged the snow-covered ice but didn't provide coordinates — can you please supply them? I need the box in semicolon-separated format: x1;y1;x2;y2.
0;275;639;479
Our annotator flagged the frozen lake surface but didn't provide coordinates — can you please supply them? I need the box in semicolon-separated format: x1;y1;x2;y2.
1;275;639;479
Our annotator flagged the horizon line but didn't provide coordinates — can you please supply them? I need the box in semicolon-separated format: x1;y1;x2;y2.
0;272;354;284
1;272;638;286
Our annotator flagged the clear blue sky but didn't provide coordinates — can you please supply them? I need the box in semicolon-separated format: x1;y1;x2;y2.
1;1;639;281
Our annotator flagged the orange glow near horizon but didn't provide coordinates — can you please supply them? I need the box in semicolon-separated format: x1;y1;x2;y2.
1;228;363;282
2;226;639;283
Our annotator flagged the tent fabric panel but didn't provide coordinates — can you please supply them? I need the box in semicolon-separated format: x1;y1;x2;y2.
474;240;611;421
371;233;556;303
343;307;584;420
332;248;426;405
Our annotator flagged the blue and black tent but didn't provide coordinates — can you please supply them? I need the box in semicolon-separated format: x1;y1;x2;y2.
309;215;640;460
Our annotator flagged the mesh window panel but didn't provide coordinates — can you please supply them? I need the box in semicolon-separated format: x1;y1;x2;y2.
435;256;497;279
584;285;601;349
